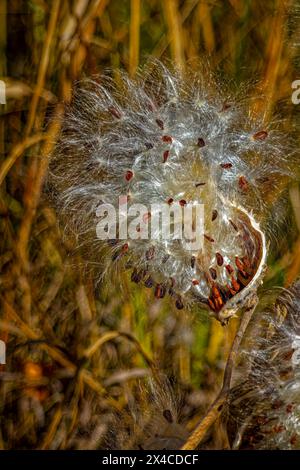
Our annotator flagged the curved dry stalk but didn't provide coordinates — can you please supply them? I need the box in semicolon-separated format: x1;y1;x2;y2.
181;294;259;450
0;133;47;185
25;0;61;135
163;0;184;70
129;0;140;76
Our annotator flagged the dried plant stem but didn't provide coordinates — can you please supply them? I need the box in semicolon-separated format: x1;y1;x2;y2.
129;0;140;76
17;105;63;270
83;330;154;369
163;0;184;70
198;1;215;54
183;394;227;450
181;294;258;450
0;133;47;185
25;0;61;136
152;0;197;59
252;0;286;119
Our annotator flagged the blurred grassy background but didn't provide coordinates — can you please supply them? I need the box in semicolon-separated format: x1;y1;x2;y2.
0;0;300;450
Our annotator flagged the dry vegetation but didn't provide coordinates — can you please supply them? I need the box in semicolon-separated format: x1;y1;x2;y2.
0;0;300;450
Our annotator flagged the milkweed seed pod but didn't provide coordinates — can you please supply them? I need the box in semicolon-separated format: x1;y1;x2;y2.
226;280;300;449
105;375;188;450
49;61;293;323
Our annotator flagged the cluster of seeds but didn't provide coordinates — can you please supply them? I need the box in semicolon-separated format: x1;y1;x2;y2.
49;61;292;321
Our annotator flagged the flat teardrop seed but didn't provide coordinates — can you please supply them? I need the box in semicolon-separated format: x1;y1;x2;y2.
238;175;249;192
155;284;166;299
209;268;217;280
175;298;184;310
163;150;170;162
212;209;218;221
145;142;154;149
204;234;215;242
125;170;134;181
131;269;142;283
108;106;122;119
226;264;234;274
252;130;268;141
156;118;164;130
146;246;155;260
220;162;232;169
144;277;154;288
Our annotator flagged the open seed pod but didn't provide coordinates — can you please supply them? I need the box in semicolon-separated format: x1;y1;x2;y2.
49;61;293;322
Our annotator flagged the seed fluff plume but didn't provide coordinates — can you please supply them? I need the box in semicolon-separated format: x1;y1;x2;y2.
104;374;188;450
226;280;300;449
48;61;293;323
